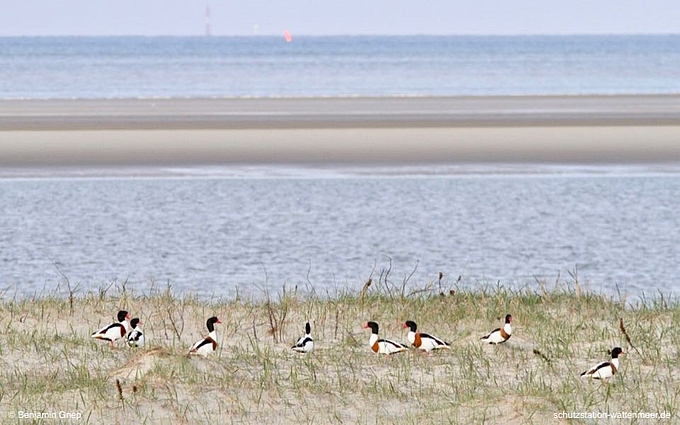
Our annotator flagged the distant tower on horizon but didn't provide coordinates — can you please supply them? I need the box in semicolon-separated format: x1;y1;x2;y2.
205;6;211;36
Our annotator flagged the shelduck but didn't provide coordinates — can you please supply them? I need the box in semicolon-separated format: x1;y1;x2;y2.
480;314;513;344
126;318;145;348
188;316;221;357
403;320;450;352
363;321;408;355
91;310;130;349
581;347;625;379
291;322;314;353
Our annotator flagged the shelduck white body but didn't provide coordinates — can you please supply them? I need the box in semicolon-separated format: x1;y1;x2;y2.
403;320;450;352
581;347;625;379
481;314;513;344
189;316;221;357
92;310;130;349
292;322;314;353
364;321;408;355
126;318;145;348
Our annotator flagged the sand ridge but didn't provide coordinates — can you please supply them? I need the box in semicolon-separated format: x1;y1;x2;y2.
1;95;680;166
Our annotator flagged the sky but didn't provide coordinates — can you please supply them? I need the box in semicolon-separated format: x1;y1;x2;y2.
1;1;678;36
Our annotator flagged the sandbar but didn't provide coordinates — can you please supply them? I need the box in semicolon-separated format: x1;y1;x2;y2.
1;95;679;166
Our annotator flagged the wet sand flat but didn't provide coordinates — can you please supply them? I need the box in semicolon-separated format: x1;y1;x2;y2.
1;95;679;166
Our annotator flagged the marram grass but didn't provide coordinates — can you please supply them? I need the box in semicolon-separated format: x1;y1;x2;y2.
0;282;678;424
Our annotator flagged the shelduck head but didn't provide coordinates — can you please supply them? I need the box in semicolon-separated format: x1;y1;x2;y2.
305;322;311;335
505;314;513;324
403;320;417;332
363;321;379;334
610;347;625;359
130;318;143;329
206;316;221;332
117;310;130;322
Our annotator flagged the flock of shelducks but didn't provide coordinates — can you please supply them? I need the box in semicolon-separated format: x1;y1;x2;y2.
91;310;222;356
92;310;624;379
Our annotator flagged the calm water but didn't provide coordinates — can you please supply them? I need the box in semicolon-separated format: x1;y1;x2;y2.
1;166;679;299
1;35;679;98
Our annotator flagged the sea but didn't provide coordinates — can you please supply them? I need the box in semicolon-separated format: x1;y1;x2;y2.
2;35;680;99
1;35;680;300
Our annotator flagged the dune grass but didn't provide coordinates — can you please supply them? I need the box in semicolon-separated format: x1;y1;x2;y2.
0;277;678;424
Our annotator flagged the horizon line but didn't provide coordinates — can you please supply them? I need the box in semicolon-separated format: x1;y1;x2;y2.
1;32;679;38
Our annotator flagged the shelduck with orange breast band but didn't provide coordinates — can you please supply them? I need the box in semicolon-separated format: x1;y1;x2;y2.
189;316;221;357
403;320;451;352
363;321;408;355
581;347;625;379
480;314;513;344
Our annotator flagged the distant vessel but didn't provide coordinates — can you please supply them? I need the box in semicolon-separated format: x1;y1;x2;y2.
283;30;292;43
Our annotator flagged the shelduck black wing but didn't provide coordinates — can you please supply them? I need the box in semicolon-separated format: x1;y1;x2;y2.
128;330;143;342
581;361;610;376
380;339;408;349
190;337;214;353
481;327;501;340
92;322;124;337
420;332;449;346
293;336;313;349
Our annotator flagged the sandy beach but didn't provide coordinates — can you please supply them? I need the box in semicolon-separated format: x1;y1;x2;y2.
1;283;677;424
1;95;680;166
